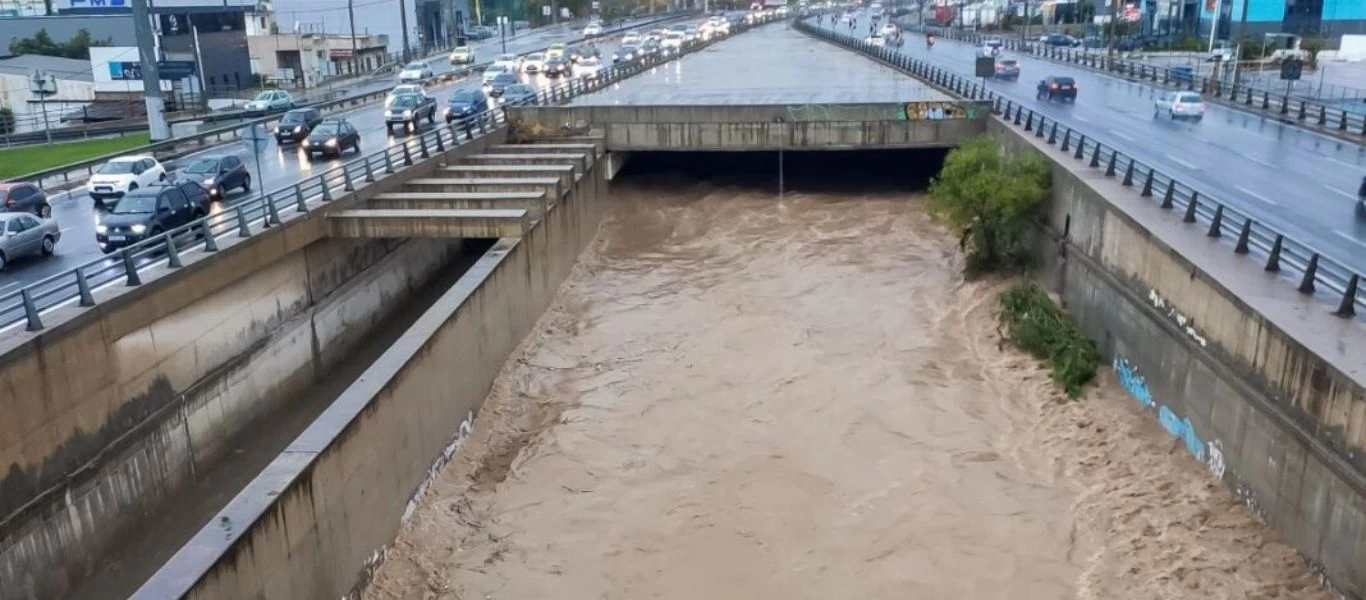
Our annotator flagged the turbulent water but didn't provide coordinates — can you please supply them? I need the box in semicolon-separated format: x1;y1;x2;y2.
364;162;1331;600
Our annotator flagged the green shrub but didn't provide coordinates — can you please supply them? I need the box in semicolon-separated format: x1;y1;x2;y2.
927;135;1051;275
998;282;1100;398
0;108;13;136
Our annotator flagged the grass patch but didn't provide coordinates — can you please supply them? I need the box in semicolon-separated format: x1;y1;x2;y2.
998;282;1100;399
0;133;152;180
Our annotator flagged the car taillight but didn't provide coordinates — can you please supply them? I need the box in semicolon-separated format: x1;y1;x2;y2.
995;66;1003;71
4;199;13;207
1050;83;1058;89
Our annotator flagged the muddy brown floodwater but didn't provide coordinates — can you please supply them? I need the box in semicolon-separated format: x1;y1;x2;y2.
365;171;1333;600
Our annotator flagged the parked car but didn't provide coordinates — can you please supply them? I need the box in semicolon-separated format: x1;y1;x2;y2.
86;155;167;206
993;58;1021;80
502;83;538;104
486;71;519;96
544;55;573;77
243;90;294;114
175;155;251;198
94;181;208;253
444;87;490;123
398;60;434;83
450;46;476;65
523;52;547;74
301;118;361;159
1154;91;1206;121
385;92;437;132
0;182;51;218
1037;76;1078;101
0;212;59;271
275;107;323;143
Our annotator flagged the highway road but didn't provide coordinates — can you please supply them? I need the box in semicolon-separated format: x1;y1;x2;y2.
814;12;1366;274
0;16;681;292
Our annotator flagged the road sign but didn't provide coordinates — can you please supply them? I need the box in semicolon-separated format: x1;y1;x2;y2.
542;4;551;16
108;60;196;81
28;72;57;96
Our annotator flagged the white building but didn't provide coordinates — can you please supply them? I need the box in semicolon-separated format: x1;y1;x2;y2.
0;54;96;133
0;0;46;17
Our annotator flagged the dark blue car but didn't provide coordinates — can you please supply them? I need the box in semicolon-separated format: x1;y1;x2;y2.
486;72;519;97
444;88;490;123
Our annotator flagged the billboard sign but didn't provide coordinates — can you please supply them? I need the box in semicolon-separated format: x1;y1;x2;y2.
108;60;196;80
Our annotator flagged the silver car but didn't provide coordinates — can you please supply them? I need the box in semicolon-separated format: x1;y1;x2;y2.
0;212;60;271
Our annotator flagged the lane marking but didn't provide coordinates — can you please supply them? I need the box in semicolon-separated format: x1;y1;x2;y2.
1109;129;1135;142
1074;115;1091;122
1165;154;1199;170
1333;230;1366;251
1324;184;1358;200
1239;154;1274;168
1236;185;1279;206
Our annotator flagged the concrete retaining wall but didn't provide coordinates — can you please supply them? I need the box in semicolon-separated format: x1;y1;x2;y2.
988;118;1366;598
509;103;989;150
0;131;509;600
130;144;607;600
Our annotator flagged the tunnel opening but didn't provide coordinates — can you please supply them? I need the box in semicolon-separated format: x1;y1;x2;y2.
616;149;950;194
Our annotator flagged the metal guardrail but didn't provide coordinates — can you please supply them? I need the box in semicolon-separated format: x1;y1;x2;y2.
4;11;696;185
904;23;1366;141
796;20;1366;320
0;15;776;334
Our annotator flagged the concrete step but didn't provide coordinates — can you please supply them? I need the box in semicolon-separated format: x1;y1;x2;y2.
489;143;599;158
464;153;590;176
328;208;531;239
402;177;562;199
370;191;548;219
529;135;604;155
439;164;577;190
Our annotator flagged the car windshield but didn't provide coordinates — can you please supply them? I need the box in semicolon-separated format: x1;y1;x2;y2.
454;47;471;54
1178;93;1204;103
391;94;420;108
527;53;544;61
1001;60;1018;67
98;161;137;175
404;62;425;70
252;91;275;102
582;58;601;67
281;111;308;123
450;89;480;102
620;45;637;52
1054;78;1076;85
506;84;534;95
112;195;157;214
183;159;219;174
313;122;342;135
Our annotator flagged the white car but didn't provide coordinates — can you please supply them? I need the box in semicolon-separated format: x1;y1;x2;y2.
661;31;685;51
482;64;512;83
866;34;885;46
879;23;897;36
522;52;546;74
242;89;293;114
644;29;663;43
577;56;603;79
492;53;522;71
398;60;433;83
388;84;426;101
583;22;602;36
981;38;1004;56
1154;91;1206;121
86;156;167;205
621;32;642;45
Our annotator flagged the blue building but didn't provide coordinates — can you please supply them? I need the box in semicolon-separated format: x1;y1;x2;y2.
1201;0;1366;41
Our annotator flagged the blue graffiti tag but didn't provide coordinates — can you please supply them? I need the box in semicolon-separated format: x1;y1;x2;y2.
1158;405;1206;461
1113;356;1154;408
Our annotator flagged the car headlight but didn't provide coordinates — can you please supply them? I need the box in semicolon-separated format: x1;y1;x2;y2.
131;224;147;234
95;224;107;234
294;126;302;133
325;138;338;147
444;108;452;116
403;110;413;118
205;177;215;185
303;140;311;147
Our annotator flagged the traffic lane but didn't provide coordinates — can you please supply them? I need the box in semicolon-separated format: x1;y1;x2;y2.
0;39;640;286
864;26;1366;271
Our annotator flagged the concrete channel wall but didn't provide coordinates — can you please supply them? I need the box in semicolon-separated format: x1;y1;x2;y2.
0;131;509;600
989;118;1366;598
131;143;607;600
508;103;990;150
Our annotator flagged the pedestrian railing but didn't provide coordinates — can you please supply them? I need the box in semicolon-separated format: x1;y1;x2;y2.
902;23;1366;141
796;20;1366;320
0;16;773;333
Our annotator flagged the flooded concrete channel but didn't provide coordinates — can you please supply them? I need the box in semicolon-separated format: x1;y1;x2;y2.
362;151;1329;600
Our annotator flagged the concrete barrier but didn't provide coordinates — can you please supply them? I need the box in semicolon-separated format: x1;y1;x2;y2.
507;103;991;151
989;117;1366;598
0;130;509;600
132;141;607;600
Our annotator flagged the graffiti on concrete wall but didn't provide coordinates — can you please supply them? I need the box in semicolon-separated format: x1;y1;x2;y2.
1114;355;1154;408
1148;289;1208;348
781;101;981;122
1158;405;1206;461
402;409;476;522
1207;439;1226;479
1114;354;1225;472
900;101;980;120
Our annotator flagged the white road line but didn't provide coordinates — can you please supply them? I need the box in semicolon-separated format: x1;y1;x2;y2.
1334;230;1366;251
1165;154;1199;170
1074;115;1091;122
1235;185;1279;206
1110;129;1135;142
1326;156;1359;170
1240;154;1274;168
1323;184;1358;200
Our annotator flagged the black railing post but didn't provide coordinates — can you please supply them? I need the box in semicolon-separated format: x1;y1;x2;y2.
1299;254;1319;294
121;248;141;286
1235;218;1252;254
1336;275;1359;318
1265;235;1283;272
1207;204;1224;237
1184;192;1199;223
21;289;43;332
75;268;95;306
1161;180;1175;209
1122;162;1134;186
164;233;183;268
1074;135;1086;160
1089;144;1101;168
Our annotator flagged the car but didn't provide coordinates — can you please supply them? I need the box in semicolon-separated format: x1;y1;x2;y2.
94;182;208;253
492;53;522;71
485;71;519;96
301;119;361;159
1154;91;1206;121
866;33;885;46
1043;33;1080;47
981;38;1004;56
1037;76;1078;101
398;60;433;83
523;52;546;74
444;87;490;123
450;46;476;65
621;32;642;45
644;29;663;43
640;40;662;57
482;64;513;83
0;182;50;218
583;22;603;36
567;44;598;63
1082;36;1105;49
614;44;639;63
86;156;167;206
879;23;897;36
684;25;700;41
385;92;437;132
275;107;322;143
243;89;293;115
501;83;538;105
544;55;573;77
0;213;59;270
175;155;251;199
463;26;493;40
994;58;1021;80
546;43;567;58
577;56;603;79
661;31;685;51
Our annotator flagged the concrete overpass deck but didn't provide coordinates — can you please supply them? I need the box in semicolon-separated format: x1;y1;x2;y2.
570;23;951;106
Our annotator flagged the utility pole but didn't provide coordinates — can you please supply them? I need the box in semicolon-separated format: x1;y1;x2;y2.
400;0;411;62
348;0;359;75
131;0;170;141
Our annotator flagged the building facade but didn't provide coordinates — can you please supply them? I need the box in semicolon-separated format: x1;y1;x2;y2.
1200;0;1366;40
